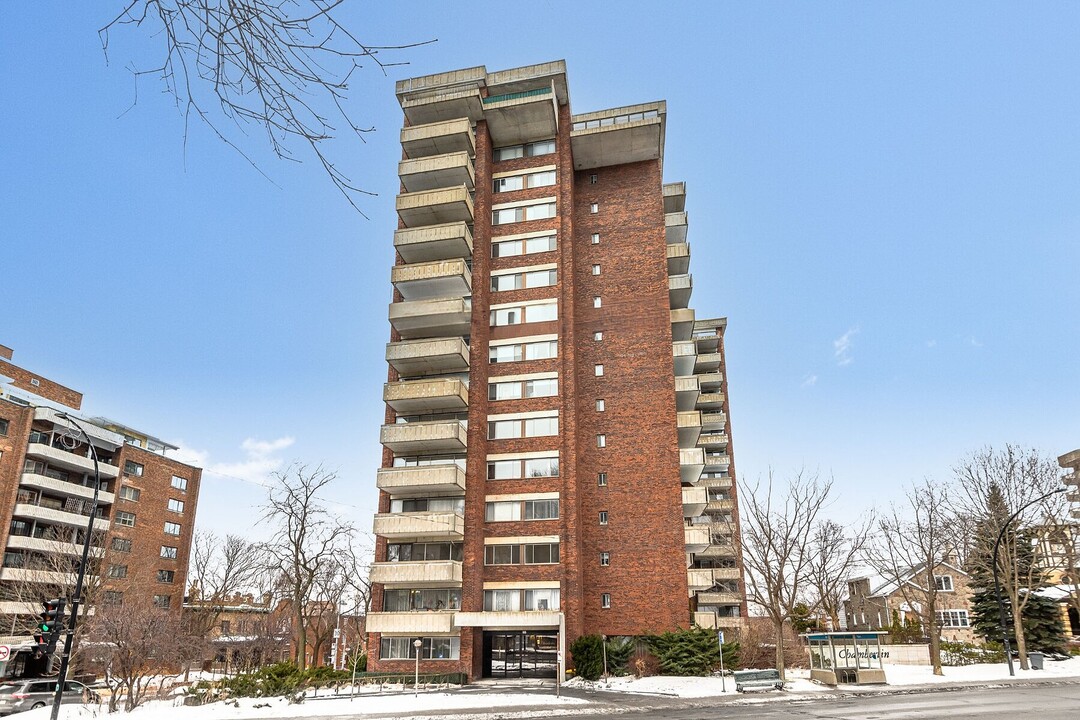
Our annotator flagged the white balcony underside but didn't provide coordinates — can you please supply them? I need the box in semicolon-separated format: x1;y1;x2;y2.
453;611;561;630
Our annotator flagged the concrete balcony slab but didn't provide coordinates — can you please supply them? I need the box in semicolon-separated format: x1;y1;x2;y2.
675;375;700;412
392;258;472;301
684;524;711;553
377;464;466;497
669;273;692;310
380;420;468;454
663;182;686;214
397;186;474;228
373;511;464;541
384;378;469;414
399;151;475;193
369;560;462;587
386;337;470;378
666;240;690;276
401;118;475;160
682;486;708;518
389;297;472;340
20;472;115;505
571;102;665;171
677;411;702;448
394;222;473;264
680;448;705;484
670;308;694;342
366;611;456;634
401;86;484;126
483;87;558;146
25;443;119;479
454;611;561;630
665;211;688;245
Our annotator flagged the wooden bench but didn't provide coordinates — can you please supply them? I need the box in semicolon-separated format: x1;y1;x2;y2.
733;669;784;692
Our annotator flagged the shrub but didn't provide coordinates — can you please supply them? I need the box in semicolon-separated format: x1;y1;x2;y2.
570;635;605;680
940;641;1005;666
646;627;739;676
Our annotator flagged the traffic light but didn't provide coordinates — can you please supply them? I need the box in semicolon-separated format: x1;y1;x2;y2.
39;598;66;654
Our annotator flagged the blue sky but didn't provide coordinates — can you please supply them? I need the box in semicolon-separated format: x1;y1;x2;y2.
2;2;1078;539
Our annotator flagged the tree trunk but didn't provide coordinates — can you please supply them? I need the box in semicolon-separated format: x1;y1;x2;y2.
773;617;786;680
928;626;943;676
294;607;307;671
1012;597;1028;670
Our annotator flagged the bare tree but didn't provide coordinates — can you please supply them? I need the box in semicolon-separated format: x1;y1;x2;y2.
99;1;435;213
738;470;833;679
954;445;1067;670
868;479;958;676
185;530;263;639
261;463;355;670
806;517;873;630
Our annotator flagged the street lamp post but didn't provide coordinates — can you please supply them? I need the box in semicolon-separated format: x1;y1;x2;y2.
413;638;423;697
50;413;104;720
992;486;1067;677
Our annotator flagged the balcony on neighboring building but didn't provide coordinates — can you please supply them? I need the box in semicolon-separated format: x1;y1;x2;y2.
570;101;665;171
684;524;711;553
394;222;474;264
671;308;695;342
396;186;475;228
392;258;472;301
680;448;705;484
386;337;470;378
401;118;476;160
663;182;686;214
376;464;467;497
380;420;468;455
665;211;688;245
399;151;476;193
388;297;472;340
677;411;702;448
668;274;692;310
365;611;456;634
384;378;469;415
675;375;700;412
369;560;463;587
697;591;743;606
682;486;708;518
666;238;690;276
399;85;485;126
373;511;465;541
672;341;697;377
483;85;559;145
24;443;120;479
20;472;115;506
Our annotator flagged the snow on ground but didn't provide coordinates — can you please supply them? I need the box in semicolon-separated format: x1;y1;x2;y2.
17;686;586;720
881;656;1080;686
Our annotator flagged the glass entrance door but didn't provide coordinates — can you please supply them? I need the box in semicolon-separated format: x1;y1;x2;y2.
483;631;558;679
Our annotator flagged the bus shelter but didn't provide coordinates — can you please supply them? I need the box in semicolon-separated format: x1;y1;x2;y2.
803;632;888;685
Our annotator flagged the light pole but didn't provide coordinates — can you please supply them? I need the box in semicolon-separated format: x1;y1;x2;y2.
50;413;104;720
992;486;1066;676
413;638;423;697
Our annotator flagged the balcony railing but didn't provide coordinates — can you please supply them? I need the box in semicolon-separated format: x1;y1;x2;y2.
369;560;463;587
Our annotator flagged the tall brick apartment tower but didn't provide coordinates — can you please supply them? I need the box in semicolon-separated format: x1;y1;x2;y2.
367;61;747;681
0;345;201;674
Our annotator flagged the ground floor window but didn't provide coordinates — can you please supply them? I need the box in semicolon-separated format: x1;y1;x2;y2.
380;636;460;660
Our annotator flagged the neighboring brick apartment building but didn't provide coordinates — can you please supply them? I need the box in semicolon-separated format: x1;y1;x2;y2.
0;345;201;648
366;61;747;681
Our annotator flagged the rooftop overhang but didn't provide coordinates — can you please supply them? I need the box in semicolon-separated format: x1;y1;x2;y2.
483;86;559;146
485;61;569;105
399;152;475;193
391;258;472;301
664;182;686;213
401;118;475;159
570;101;665;170
396;186;475;228
394;221;474;264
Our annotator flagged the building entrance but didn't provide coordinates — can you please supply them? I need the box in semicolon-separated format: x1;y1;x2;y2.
482;631;558;678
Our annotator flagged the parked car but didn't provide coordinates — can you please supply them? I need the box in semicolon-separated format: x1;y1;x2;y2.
0;680;97;715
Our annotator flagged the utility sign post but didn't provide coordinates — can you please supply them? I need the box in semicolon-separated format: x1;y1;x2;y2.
718;631;726;692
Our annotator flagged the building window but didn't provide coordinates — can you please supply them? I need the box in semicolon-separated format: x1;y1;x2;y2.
103;591;123;606
0;419;8;436
491;234;557;258
492;202;557;225
124;461;144;477
589;173;598;184
153;595;171;609
597;472;607;487
380;636;460;660
596;399;605;412
592;264;601;275
115;511;136;528
600;552;610;566
590;202;598;214
167;499;185;513
485;543;560;565
593;331;603;341
934;575;954;592
484;544;521;565
489;339;558;364
591;233;600;244
491;268;557;292
485;499;560;521
160;545;178;559
599;511;608;525
111;537;132;553
489;377;558;401
119;486;140;502
487;456;560;480
164;522;181;536
596;434;607;448
107;564;128;579
601;593;611;609
493;139;556;162
594;364;604;376
493;169;557;193
158;569;175;583
491;300;558;326
593;296;602;308
936;610;970;627
221;620;231;635
171;476;188;492
488;415;558;439
383;588;461;612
